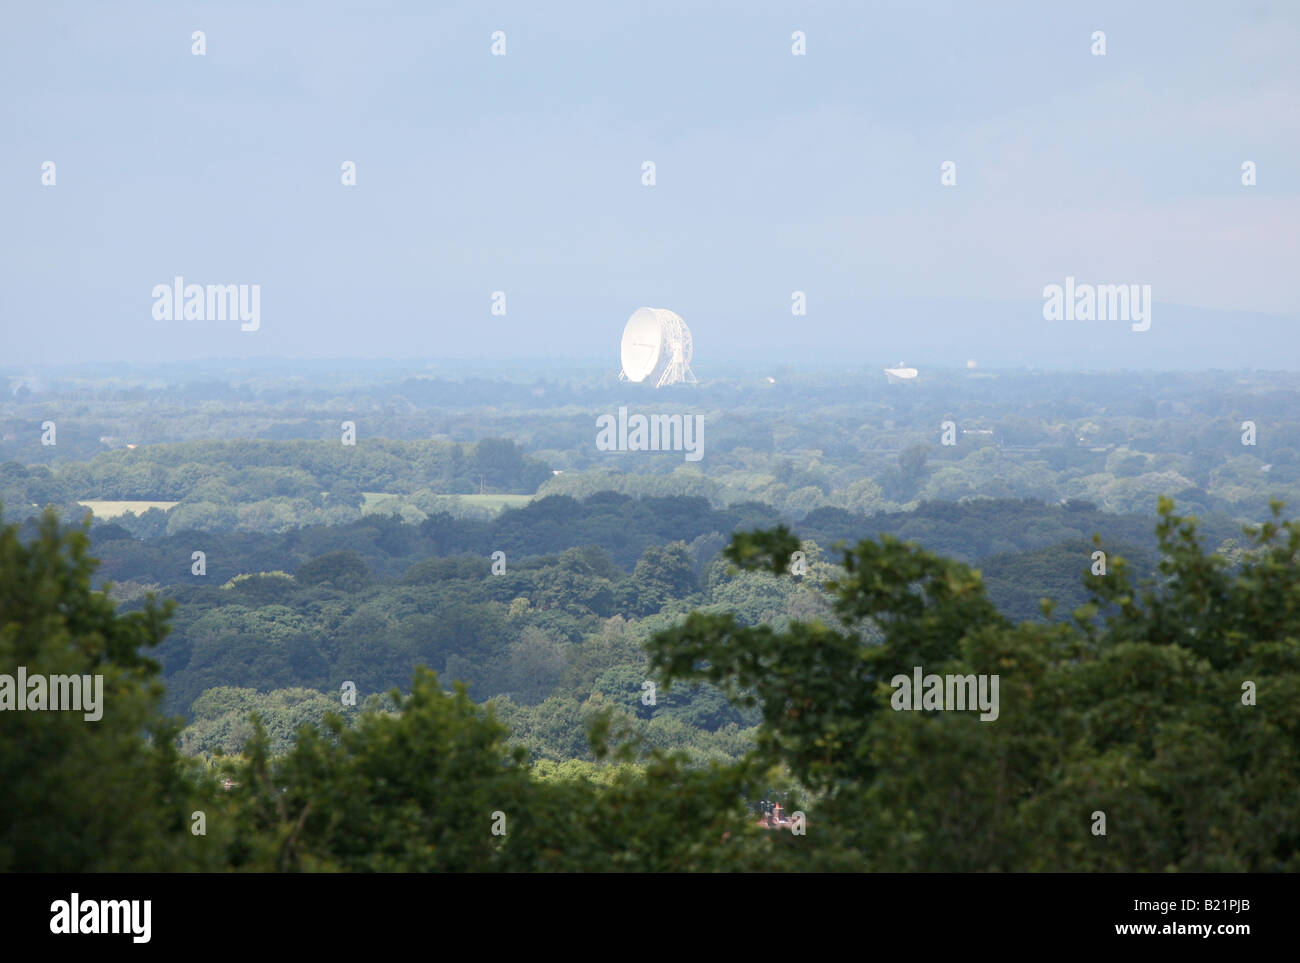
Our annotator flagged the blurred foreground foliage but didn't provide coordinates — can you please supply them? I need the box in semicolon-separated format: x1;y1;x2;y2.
2;497;1296;871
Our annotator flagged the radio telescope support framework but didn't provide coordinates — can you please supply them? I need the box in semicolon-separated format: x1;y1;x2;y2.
656;313;697;386
618;307;697;387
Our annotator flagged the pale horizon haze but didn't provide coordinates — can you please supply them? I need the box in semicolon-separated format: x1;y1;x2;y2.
2;0;1298;371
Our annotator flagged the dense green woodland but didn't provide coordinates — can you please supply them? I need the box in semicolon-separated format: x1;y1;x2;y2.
1;492;1232;754
0;419;1278;764
3;499;1297;871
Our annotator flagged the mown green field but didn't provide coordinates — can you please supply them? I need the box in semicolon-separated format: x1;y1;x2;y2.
77;495;533;520
79;499;180;518
361;492;533;512
458;493;534;510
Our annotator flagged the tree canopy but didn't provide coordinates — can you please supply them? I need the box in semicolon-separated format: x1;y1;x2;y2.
4;498;1296;871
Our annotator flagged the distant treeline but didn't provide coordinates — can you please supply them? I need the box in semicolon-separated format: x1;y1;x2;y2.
0;438;550;502
4;368;1300;525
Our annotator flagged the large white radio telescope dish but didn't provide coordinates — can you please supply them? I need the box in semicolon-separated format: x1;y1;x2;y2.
618;308;697;387
620;308;664;383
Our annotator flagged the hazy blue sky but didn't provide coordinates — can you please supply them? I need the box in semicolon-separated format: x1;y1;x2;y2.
3;1;1297;370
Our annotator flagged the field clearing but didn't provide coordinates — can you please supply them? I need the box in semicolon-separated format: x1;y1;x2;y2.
361;492;533;512
79;499;179;518
459;493;534;510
